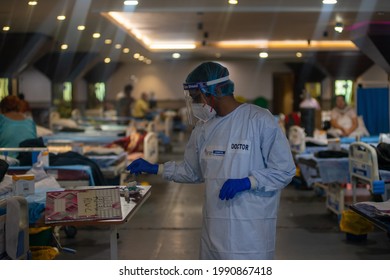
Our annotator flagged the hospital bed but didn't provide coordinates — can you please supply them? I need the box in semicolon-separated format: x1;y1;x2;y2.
295;135;382;188
296;139;390;216
83;149;128;182
349;142;390;203
296;151;359;216
45;130;159;185
7;165;94;188
348;142;390;237
42;128;128;184
0;147;95;188
43;130;122;145
294;138;377;216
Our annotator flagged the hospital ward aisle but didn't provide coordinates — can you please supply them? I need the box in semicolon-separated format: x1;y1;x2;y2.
55;137;390;260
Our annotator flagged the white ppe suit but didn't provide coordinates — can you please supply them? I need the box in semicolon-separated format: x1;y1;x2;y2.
162;103;296;259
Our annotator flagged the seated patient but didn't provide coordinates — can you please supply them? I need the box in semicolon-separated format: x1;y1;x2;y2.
0;95;37;158
328;95;366;138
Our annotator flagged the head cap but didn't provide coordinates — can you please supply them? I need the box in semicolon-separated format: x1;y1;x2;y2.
184;61;234;96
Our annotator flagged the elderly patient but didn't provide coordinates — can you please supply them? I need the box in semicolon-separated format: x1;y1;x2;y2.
328;95;368;138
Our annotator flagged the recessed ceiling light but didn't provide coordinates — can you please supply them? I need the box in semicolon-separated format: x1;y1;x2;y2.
138;55;145;61
115;44;122;49
172;53;181;59
77;25;85;31
92;33;101;39
145;59;152;65
124;1;138;5
57;15;66;21
259;52;268;58
296;52;303;58
104;58;111;63
60;44;68;50
2;26;10;31
28;1;38;6
133;53;140;59
123;48;130;53
228;0;238;5
105;39;112;44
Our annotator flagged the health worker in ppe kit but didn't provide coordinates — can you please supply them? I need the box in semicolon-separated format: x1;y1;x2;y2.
127;61;296;260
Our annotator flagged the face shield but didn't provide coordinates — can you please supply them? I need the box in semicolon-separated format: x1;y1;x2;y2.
183;76;230;126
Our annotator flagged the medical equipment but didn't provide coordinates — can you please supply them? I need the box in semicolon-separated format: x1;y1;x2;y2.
349;142;390;203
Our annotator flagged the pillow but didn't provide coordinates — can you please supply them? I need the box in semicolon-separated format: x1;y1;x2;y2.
36;125;53;137
0;155;19;166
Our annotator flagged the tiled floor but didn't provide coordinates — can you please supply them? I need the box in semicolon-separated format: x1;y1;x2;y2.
55;137;390;260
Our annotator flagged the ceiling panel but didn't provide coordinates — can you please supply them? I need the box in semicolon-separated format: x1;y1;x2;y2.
0;0;389;64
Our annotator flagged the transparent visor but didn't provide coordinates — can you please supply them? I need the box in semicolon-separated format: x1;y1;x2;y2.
183;76;230;126
183;90;196;126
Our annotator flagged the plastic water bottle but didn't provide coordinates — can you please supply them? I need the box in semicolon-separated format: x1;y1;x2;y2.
38;150;49;166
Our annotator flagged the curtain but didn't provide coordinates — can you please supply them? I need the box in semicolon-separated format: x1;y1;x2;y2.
357;87;389;135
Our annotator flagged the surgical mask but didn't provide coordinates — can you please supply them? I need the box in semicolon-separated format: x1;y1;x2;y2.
183;75;230;125
191;103;216;122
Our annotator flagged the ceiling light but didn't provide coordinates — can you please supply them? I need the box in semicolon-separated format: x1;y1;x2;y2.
215;40;356;50
77;25;85;31
259;52;268;58
216;40;268;48
2;26;10;31
104;58;111;63
228;0;238;4
296;52;303;58
145;59;152;65
124;0;138;5
322;0;337;4
105;39;112;44
138;56;145;61
28;1;38;6
115;44;122;49
107;12;196;50
123;48;130;53
57;15;66;21
133;53;140;59
334;22;344;33
60;44;68;50
172;53;181;59
92;33;101;39
149;43;196;50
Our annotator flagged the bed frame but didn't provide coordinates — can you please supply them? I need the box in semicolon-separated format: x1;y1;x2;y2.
349;142;386;203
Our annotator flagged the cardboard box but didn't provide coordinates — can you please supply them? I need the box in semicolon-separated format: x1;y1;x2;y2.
45;187;122;223
12;174;35;196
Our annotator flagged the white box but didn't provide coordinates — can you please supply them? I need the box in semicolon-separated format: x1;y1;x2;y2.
12;174;35;196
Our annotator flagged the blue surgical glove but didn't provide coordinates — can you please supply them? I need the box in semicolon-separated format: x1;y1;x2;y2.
219;177;251;200
126;158;158;175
